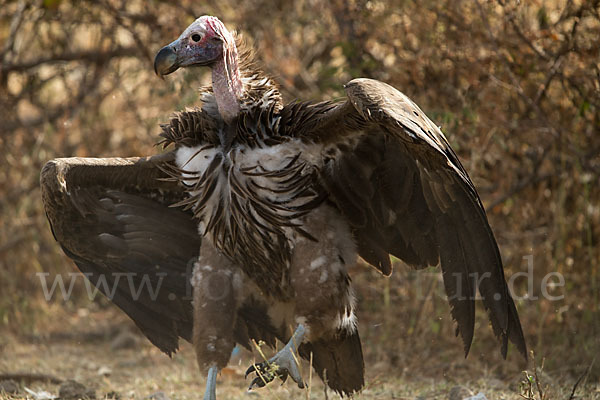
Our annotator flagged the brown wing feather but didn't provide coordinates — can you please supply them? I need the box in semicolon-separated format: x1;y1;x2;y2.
40;152;199;355
41;152;280;356
301;78;526;359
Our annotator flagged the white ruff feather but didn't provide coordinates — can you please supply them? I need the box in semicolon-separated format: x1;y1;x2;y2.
175;140;324;243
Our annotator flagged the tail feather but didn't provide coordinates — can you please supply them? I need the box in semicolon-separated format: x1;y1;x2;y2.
299;330;364;397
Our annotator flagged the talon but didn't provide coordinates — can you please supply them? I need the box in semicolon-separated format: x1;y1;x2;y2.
244;364;256;379
250;377;262;389
249;374;270;390
246;361;276;390
245;362;268;379
279;371;288;384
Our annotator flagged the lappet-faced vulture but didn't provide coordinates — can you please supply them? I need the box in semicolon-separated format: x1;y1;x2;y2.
41;15;526;399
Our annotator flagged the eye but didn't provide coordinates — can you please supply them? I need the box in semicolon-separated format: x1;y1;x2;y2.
191;33;201;42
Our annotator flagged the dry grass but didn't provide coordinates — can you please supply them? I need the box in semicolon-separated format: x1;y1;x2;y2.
0;308;598;400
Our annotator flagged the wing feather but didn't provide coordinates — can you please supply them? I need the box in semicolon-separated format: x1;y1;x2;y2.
300;78;526;358
41;153;199;355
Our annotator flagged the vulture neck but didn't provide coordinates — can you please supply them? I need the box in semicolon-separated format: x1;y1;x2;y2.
212;43;244;123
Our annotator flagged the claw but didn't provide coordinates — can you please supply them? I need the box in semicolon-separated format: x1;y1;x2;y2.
244;364;256;379
245;362;270;380
249;376;267;390
279;371;288;384
246;361;276;390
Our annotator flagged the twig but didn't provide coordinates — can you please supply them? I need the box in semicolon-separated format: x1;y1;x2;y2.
531;56;564;109
0;0;30;60
488;172;555;209
531;351;545;400
520;370;534;399
0;233;29;255
506;17;549;60
476;0;571;147
306;351;312;400
568;357;595;400
1;47;140;73
97;0;154;63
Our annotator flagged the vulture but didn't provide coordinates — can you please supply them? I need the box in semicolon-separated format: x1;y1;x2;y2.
41;16;527;399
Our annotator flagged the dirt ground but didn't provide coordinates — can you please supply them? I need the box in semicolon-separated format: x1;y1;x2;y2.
0;308;597;400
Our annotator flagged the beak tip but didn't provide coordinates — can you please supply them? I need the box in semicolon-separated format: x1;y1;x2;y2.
154;45;178;79
153;65;164;80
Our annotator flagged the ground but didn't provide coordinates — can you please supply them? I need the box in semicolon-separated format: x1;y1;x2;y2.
0;307;597;400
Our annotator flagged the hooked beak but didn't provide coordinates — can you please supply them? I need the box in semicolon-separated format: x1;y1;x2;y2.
154;44;179;78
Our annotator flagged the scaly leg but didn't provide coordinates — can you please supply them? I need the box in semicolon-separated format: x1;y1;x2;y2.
245;324;306;390
202;366;218;400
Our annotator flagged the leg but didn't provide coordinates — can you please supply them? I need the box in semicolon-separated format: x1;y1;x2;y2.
246;206;359;391
193;243;242;399
203;366;218;400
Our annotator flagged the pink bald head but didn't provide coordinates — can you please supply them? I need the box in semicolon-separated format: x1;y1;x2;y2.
154;16;244;121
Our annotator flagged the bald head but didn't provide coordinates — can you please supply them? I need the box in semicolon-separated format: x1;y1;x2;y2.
154;16;235;77
154;16;244;121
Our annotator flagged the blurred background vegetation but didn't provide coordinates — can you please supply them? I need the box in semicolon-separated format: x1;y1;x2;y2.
1;0;599;395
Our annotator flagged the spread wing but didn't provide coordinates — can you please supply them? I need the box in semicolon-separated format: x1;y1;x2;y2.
40;152;200;355
303;78;526;358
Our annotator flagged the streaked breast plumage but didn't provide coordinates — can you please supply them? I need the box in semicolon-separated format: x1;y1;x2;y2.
173;139;325;298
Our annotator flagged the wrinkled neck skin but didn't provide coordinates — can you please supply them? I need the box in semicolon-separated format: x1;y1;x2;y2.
212;44;243;123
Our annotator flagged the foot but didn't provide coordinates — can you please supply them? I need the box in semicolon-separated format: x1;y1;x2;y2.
245;324;306;390
203;366;218;400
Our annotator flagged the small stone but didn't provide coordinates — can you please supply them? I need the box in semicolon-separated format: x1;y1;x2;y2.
110;331;139;351
0;380;19;394
448;386;472;400
486;378;506;390
97;366;112;377
24;387;57;400
58;380;95;399
145;392;170;400
464;393;488;400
